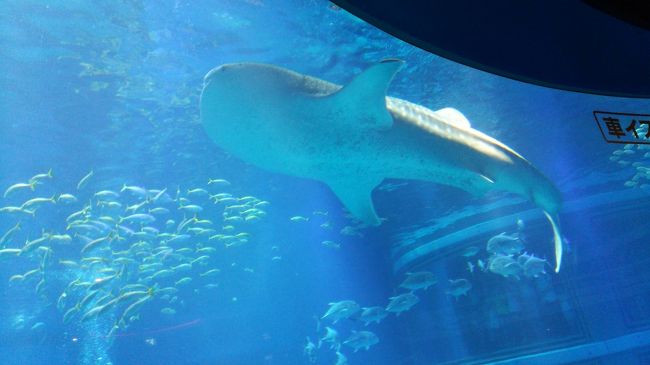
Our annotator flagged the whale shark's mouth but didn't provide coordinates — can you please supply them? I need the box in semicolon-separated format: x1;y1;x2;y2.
203;66;225;85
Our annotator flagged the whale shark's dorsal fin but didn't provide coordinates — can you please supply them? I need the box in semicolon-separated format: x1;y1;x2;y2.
327;177;383;226
325;59;404;130
433;107;471;129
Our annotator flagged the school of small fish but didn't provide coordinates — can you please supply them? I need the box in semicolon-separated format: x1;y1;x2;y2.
461;218;550;280
303;217;553;362
2;169;553;363
0;169;269;343
609;123;650;191
304;268;441;363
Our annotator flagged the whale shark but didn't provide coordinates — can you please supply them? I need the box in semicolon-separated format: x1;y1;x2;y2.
199;60;564;272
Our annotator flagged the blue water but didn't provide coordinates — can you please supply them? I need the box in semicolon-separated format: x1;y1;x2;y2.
1;1;650;364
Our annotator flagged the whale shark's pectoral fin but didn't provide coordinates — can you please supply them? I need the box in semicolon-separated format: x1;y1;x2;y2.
326;178;383;226
325;59;404;130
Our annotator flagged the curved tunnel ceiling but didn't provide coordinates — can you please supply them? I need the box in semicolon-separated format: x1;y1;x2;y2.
332;0;650;98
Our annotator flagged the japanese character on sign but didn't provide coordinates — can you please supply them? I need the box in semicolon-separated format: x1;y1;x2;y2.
626;120;639;139
603;116;625;138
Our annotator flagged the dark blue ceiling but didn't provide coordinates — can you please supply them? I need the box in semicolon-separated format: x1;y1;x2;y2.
332;0;650;98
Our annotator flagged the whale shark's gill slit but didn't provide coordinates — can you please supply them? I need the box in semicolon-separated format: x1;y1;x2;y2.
526;188;537;205
380;58;403;64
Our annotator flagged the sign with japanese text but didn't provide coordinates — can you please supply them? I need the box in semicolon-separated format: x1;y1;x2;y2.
594;111;650;144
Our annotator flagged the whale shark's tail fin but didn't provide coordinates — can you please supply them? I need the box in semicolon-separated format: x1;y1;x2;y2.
543;211;563;273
